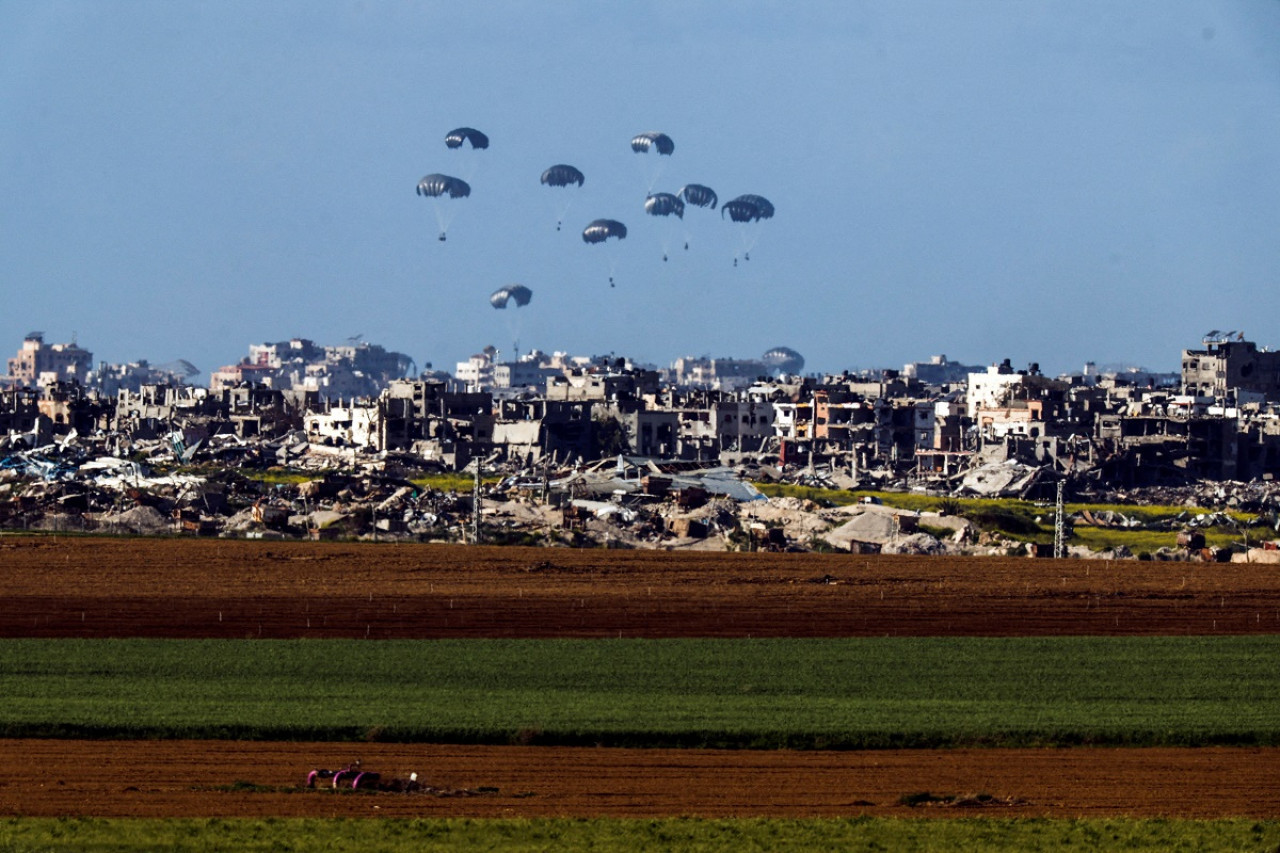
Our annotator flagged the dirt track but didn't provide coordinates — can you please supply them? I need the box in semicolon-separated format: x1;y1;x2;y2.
3;535;1280;819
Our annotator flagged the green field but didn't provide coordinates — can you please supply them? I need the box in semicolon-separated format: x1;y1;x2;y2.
2;637;1278;747
1;816;1277;852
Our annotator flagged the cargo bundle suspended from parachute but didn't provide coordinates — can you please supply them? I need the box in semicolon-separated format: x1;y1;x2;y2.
582;219;628;287
631;131;674;194
721;194;775;265
643;192;684;261
416;173;471;241
489;284;533;309
540;164;585;231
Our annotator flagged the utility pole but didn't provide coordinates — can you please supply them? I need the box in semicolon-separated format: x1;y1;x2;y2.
472;458;481;544
1053;479;1066;559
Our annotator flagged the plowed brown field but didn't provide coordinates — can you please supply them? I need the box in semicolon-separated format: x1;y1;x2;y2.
4;536;1280;638
2;740;1277;819
3;534;1279;819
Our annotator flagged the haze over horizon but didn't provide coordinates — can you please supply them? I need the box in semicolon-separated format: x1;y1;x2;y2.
4;2;1278;380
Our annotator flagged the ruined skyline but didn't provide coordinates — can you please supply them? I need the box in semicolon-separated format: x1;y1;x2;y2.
3;2;1278;379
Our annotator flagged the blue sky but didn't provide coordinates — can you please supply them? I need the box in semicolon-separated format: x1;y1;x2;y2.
3;1;1278;379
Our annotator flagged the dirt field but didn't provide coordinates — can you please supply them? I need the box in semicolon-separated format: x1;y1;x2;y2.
3;534;1279;820
4;536;1280;638
1;740;1277;820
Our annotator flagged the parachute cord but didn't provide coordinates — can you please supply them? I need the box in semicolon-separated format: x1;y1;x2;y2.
434;204;457;241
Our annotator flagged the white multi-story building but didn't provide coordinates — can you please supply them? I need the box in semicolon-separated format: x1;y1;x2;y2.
966;361;1024;419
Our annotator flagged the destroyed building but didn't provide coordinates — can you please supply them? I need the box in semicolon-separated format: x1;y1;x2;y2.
210;337;415;399
4;333;93;388
10;330;1280;547
1182;335;1280;401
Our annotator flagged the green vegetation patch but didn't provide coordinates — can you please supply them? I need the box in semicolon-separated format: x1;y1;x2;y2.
239;468;317;486
753;483;1274;552
0;817;1276;853
2;637;1279;748
409;473;502;492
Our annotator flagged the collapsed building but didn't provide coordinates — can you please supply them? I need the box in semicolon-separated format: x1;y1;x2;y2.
210;337;416;399
9;334;1280;492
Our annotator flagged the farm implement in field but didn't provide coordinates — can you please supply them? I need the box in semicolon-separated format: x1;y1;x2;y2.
307;765;420;792
305;763;499;797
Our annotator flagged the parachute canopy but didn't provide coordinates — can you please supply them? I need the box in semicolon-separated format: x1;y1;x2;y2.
762;346;805;375
724;194;774;220
445;127;489;149
678;184;717;209
722;194;774;222
582;219;627;243
631;131;674;156
416;174;471;199
643;192;684;219
490;285;532;309
541;164;585;187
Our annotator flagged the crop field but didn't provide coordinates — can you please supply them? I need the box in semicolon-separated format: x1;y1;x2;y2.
2;636;1280;747
2;816;1278;853
2;535;1280;850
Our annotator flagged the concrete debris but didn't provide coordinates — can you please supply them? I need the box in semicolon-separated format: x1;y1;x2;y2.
880;532;946;556
958;460;1042;498
3;406;1280;559
823;511;900;550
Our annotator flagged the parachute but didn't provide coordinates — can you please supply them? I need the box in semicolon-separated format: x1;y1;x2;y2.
582;219;628;243
721;194;774;264
490;285;532;309
631;133;674;194
722;194;774;222
582;219;628;286
416;174;471;241
541;164;585;187
678;184;717;210
730;194;774;219
416;174;471;199
721;200;762;223
541;165;585;231
445;127;489;149
643;193;684;219
762;346;805;375
630;132;674;155
644;193;685;261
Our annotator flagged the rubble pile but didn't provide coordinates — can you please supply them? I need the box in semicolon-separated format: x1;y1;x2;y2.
3;408;1280;560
